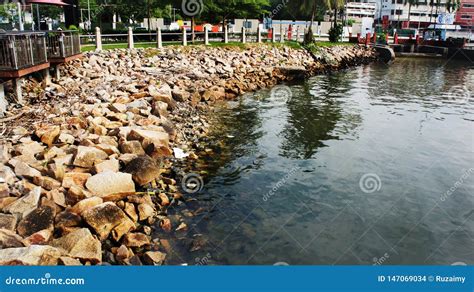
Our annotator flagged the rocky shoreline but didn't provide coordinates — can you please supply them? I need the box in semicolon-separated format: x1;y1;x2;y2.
0;44;377;265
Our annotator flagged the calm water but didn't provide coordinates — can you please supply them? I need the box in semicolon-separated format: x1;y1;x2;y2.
184;58;474;265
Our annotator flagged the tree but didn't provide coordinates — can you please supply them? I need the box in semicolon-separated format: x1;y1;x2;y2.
287;0;330;44
203;0;270;26
404;0;420;28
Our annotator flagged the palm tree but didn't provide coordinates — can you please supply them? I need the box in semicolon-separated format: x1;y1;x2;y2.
294;0;330;43
404;0;420;29
445;0;461;12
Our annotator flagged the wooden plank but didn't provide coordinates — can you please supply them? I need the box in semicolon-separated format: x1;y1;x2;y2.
0;62;50;79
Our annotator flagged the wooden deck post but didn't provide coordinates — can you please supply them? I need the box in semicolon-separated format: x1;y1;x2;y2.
95;27;102;50
54;66;60;80
224;26;229;43
257;26;262;43
241;27;246;44
13;78;24;104
205;28;209;45
272;28;276;43
43;68;52;85
157;27;163;49
0;83;6;118
128;27;134;49
182;27;187;46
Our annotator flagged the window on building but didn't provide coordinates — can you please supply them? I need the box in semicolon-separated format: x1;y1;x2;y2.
463;3;474;7
391;9;395;15
244;21;252;29
392;0;395;3
397;0;403;3
461;15;471;19
396;9;403;15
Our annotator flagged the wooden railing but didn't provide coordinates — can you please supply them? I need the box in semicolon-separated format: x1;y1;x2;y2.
46;31;81;59
0;32;48;71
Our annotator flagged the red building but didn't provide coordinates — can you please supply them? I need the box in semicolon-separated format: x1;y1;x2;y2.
455;0;474;28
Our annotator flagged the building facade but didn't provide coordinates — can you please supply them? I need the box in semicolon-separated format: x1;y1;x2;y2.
379;0;450;28
455;0;474;28
346;1;378;20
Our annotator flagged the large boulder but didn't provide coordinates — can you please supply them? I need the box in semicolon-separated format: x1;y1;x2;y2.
0;245;62;265
85;171;135;197
51;228;101;264
123;156;161;186
82;202;135;240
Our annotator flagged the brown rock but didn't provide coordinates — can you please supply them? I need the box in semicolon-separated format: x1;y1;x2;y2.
85;172;135;196
158;193;170;206
128;128;169;150
160;218;172;233
0;245;62;265
17;205;55;237
151;101;169;117
82;202;134;240
94;158;120;173
122;232;150;247
123;156;161;186
111;218;136;241
51;228;101;264
143;251;166;265
23;229;52;246
119;140;145;155
70;197;103;215
73;146;108;168
12;160;41;178
35;125;60;147
5;187;41;218
32;176;61;191
0;213;17;230
0;229;24;248
62;172;91;189
124;202;138;222
138;203;155;221
55;211;82;229
59;256;82;265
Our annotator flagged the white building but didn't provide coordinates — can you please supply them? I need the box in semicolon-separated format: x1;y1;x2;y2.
379;0;450;27
346;1;378;20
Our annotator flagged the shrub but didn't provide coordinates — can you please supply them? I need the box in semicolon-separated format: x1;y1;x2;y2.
328;24;343;43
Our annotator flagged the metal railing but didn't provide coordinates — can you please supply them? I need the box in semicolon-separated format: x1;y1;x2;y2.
0;32;48;71
46;31;81;59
